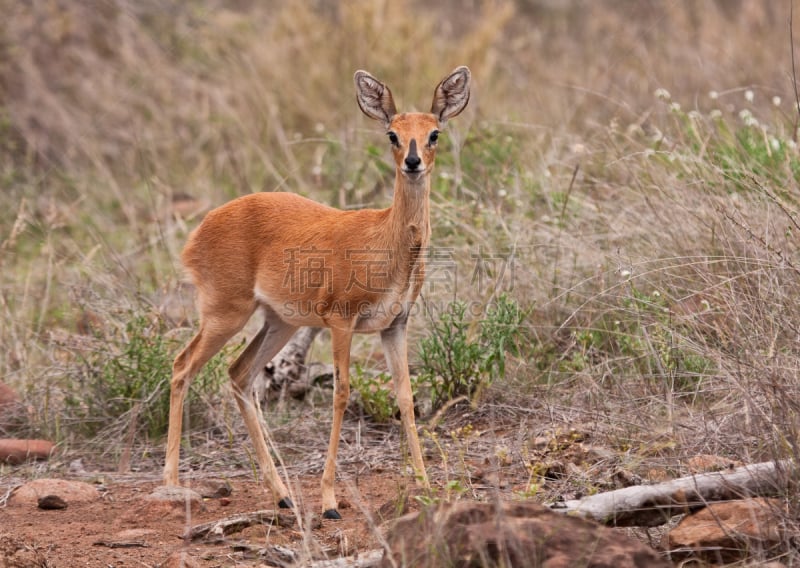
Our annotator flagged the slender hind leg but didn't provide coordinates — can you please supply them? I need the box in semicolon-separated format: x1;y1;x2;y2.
228;313;298;507
164;307;254;486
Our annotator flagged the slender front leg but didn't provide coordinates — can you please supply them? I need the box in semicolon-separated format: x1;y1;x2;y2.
320;325;353;519
381;319;429;488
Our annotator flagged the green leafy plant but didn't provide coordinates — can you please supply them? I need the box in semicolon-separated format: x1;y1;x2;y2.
350;364;398;423
66;311;230;440
419;294;526;409
351;295;526;420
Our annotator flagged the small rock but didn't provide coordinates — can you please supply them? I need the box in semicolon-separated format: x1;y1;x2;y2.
10;479;99;506
37;495;67;510
667;498;787;563
132;485;206;518
148;485;204;504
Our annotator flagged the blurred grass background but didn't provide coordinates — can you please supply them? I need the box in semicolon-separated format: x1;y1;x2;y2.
0;0;798;476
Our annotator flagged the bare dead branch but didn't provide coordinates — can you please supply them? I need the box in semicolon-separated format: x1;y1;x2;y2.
554;460;791;527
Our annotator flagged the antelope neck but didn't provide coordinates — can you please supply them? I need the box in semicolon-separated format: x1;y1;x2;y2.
386;171;431;247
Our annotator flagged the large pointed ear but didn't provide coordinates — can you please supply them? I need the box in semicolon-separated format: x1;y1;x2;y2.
430;66;471;125
354;70;397;128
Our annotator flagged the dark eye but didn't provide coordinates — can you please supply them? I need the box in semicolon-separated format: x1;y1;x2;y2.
387;132;399;146
428;130;439;145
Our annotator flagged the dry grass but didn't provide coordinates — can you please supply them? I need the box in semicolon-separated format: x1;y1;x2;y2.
1;1;799;563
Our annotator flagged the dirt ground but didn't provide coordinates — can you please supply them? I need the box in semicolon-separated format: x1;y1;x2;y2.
2;398;716;567
1;472;418;567
0;409;555;567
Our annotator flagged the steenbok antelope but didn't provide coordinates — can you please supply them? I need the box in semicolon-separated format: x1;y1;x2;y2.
163;66;471;519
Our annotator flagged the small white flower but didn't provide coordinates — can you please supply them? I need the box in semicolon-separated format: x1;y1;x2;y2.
314;123;325;134
709;90;719;100
620;269;631;278
744;90;755;103
770;137;781;151
772;96;782;107
710;109;723;119
669;102;681;113
688;110;702;120
498;188;508;198
652;290;661;298
739;109;759;127
655;88;671;101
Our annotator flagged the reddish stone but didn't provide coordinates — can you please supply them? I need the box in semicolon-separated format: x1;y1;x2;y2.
0;439;55;464
667;498;787;563
10;479;99;506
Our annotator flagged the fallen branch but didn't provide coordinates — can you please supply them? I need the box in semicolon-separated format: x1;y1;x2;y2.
183;509;297;541
553;460;792;527
92;540;149;549
256;327;323;403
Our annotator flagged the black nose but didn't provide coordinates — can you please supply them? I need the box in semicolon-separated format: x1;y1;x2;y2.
405;139;421;170
405;154;421;170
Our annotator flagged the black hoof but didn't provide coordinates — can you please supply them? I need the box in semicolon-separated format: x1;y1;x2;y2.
322;508;342;520
278;497;294;509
